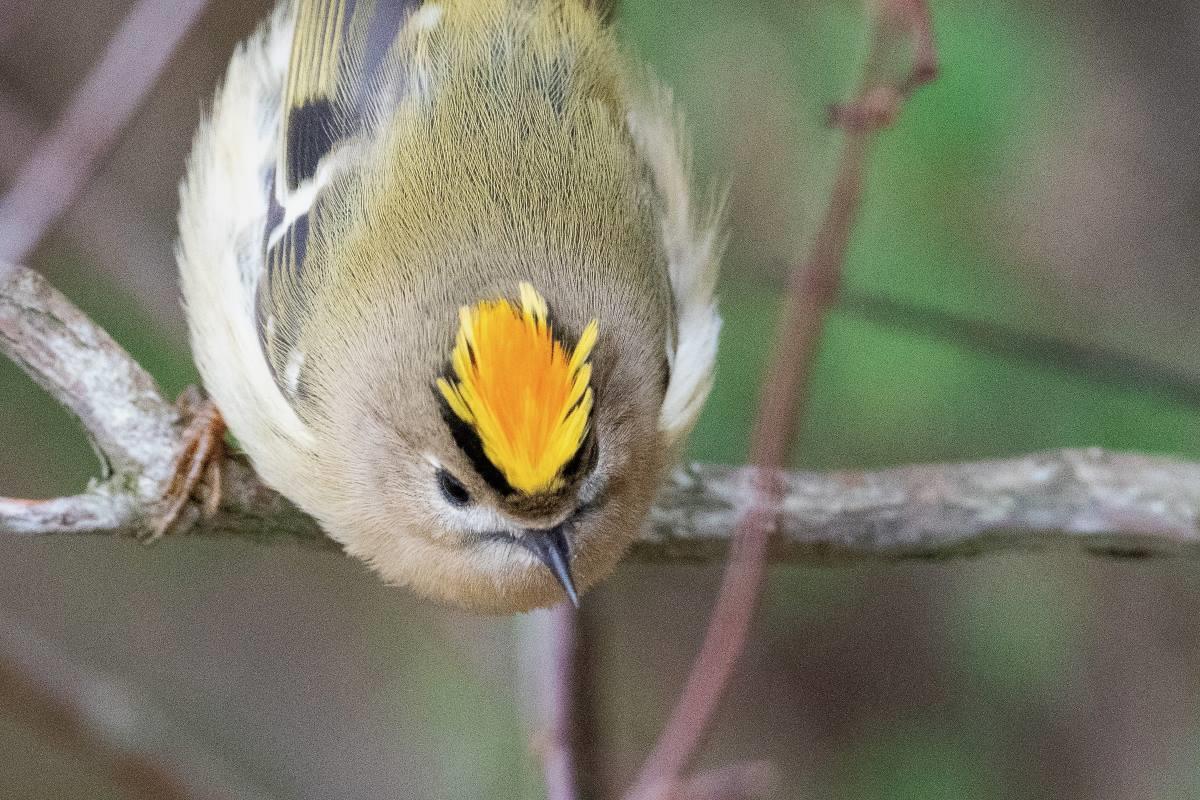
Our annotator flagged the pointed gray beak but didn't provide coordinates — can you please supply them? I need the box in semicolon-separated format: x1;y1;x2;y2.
519;525;580;608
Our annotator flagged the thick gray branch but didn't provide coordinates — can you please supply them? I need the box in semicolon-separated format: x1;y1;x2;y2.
0;263;180;535
641;452;1200;561
2;263;1199;560
0;263;179;478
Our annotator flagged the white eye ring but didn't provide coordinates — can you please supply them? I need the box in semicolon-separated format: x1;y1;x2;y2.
424;454;511;536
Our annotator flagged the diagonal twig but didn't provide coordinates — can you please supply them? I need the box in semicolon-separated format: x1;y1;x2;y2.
840;291;1200;409
0;0;209;262
627;2;939;796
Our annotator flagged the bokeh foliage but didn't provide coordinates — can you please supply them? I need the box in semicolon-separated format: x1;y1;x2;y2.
2;0;1199;797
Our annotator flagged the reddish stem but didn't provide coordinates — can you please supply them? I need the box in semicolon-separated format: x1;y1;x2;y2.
628;2;938;796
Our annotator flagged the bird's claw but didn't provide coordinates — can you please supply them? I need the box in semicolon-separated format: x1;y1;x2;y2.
146;389;226;540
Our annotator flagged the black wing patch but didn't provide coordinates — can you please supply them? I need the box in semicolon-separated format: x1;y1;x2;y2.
281;0;423;191
259;0;426;405
285;98;344;190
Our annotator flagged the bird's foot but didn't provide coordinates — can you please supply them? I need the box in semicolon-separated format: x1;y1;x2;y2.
146;388;226;540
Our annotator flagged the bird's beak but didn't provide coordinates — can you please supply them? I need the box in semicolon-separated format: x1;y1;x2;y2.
519;525;580;608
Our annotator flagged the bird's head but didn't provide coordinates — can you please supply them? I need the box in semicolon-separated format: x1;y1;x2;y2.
319;281;667;612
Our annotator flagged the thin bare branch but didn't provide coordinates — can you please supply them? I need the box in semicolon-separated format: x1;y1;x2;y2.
627;1;940;794
0;0;208;262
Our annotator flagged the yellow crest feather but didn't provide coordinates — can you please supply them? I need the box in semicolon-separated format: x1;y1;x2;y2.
437;283;598;495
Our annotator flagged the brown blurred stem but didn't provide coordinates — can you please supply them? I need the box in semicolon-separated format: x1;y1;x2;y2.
628;2;939;797
0;623;274;800
0;0;209;262
840;291;1200;409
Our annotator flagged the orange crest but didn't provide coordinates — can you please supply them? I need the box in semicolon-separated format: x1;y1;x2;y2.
436;283;598;495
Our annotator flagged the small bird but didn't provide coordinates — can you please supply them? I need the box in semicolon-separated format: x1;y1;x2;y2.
176;0;721;612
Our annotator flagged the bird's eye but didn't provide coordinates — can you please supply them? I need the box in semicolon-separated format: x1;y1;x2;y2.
437;469;471;507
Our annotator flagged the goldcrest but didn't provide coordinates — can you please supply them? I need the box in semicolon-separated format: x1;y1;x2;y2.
176;0;722;612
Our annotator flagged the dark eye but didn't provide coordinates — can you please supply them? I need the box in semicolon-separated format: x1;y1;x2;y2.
437;469;471;507
562;430;598;481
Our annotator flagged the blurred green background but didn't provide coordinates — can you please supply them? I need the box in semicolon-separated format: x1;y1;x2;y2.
3;0;1200;797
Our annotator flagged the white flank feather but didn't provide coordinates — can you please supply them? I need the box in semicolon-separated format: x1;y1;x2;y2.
626;77;724;450
175;3;321;508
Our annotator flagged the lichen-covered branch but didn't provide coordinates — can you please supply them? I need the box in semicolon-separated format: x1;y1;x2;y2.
3;264;1199;560
0;263;179;478
642;450;1200;561
0;261;180;535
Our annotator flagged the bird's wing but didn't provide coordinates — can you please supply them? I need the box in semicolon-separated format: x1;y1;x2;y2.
277;0;424;194
257;0;427;396
177;0;434;513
